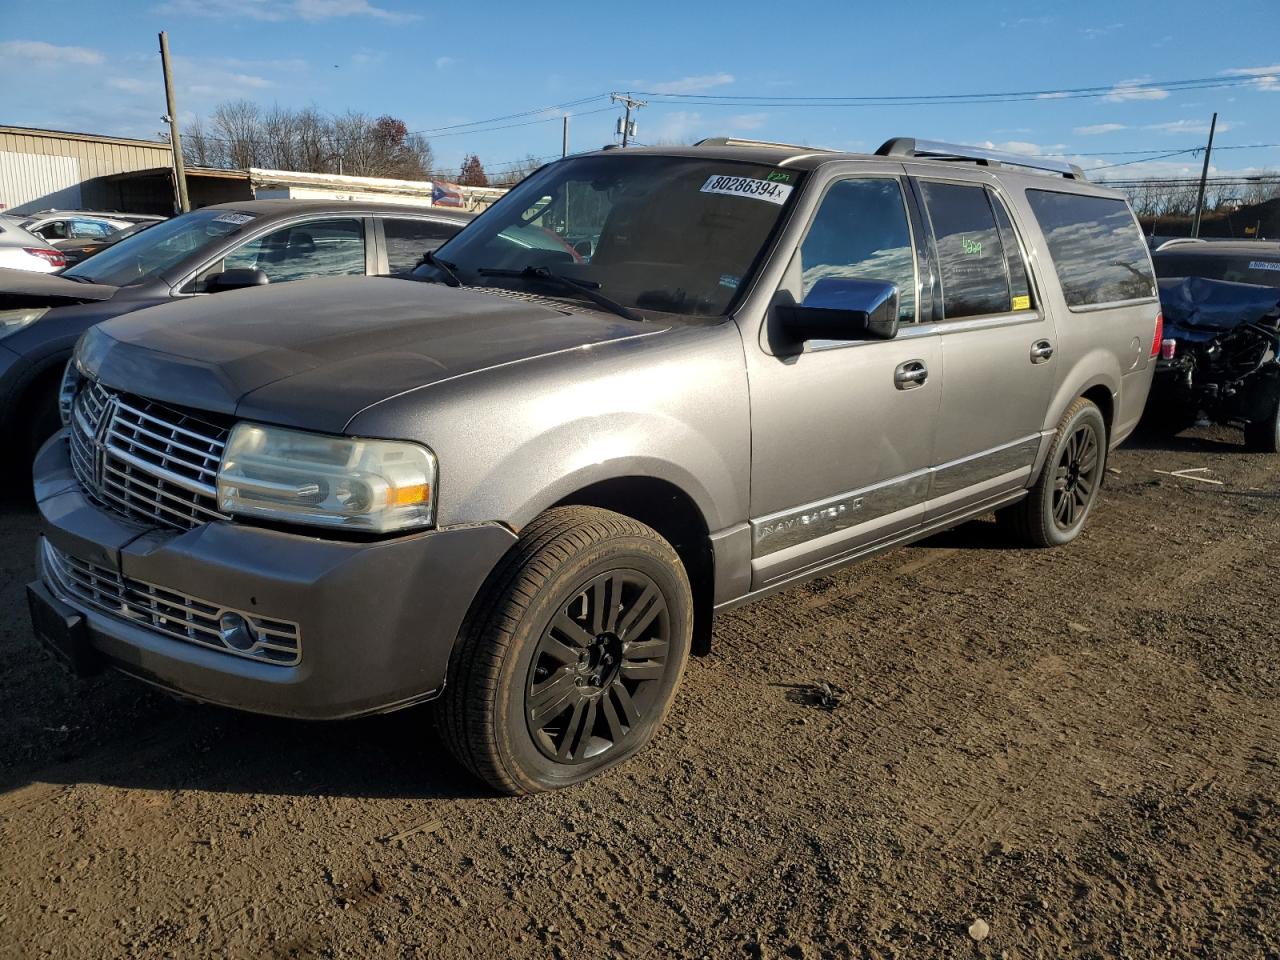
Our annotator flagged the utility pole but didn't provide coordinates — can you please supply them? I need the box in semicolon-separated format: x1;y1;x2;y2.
611;93;646;147
1190;111;1217;239
158;31;189;213
562;115;569;158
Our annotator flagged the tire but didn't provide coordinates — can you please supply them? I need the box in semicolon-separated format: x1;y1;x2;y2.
998;397;1107;548
1243;399;1280;453
438;506;693;794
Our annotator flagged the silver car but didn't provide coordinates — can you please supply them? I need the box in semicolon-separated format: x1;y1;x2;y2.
0;217;66;272
29;138;1161;793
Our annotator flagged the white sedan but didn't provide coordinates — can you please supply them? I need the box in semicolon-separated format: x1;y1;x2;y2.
0;219;65;273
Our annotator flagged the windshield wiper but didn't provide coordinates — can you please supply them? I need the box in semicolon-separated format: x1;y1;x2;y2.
477;266;641;322
420;249;462;287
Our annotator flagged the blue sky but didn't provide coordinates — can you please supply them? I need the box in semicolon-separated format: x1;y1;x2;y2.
1;0;1278;182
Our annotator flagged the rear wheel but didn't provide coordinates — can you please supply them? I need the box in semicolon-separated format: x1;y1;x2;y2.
438;506;692;794
1244;399;1280;453
998;397;1107;548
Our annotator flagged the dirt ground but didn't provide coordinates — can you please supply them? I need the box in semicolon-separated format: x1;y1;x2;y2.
0;426;1276;959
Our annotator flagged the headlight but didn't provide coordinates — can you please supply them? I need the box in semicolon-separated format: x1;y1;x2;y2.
216;424;437;533
0;307;49;339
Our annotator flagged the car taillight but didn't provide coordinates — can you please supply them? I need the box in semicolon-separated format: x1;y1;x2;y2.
25;247;65;268
1150;312;1163;358
1161;339;1177;360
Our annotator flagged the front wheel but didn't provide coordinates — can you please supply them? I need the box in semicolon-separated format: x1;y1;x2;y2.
998;397;1107;548
438;507;692;794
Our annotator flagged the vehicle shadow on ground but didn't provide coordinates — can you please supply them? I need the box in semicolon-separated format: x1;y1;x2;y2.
1122;428;1252;456
909;516;1021;551
2;687;502;802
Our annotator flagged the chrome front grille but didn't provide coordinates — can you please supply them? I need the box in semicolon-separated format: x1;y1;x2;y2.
42;539;301;665
70;380;230;530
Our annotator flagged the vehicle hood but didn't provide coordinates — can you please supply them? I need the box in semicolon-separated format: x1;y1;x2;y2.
1158;276;1280;342
0;266;119;307
78;275;666;432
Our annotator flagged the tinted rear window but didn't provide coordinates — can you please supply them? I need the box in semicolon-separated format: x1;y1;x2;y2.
1026;190;1155;307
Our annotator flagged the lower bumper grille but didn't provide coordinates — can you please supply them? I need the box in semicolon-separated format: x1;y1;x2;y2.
41;539;301;666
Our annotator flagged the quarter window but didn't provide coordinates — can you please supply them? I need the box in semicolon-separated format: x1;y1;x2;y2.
798;178;917;322
919;181;1014;319
383;218;458;273
1025;190;1155;307
221;218;366;284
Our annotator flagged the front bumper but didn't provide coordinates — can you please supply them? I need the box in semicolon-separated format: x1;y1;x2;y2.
30;432;517;719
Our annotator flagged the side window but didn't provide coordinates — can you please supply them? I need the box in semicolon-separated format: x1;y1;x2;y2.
988;192;1033;309
222;218;365;284
383;218;458;273
918;181;1012;319
35;220;70;240
798;178;917;322
1025;190;1156;307
73;219;112;239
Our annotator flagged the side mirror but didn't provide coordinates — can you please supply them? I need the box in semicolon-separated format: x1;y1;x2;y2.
778;278;900;343
205;268;269;293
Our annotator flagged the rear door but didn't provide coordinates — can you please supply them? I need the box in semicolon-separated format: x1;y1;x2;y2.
908;171;1056;518
376;216;465;274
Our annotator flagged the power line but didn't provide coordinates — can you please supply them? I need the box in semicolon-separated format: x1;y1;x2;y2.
631;73;1262;107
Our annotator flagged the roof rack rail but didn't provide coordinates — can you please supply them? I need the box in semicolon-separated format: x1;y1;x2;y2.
875;138;1086;180
694;136;832;152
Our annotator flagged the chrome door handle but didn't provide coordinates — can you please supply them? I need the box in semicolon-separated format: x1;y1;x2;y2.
894;359;928;390
1031;339;1055;363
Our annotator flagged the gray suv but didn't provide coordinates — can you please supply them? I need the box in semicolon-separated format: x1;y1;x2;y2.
27;138;1161;793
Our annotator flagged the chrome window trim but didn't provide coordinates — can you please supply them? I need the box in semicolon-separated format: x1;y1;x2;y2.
1067;295;1161;314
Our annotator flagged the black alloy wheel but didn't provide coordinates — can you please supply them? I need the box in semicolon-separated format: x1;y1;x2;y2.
526;570;670;763
438;506;692;794
997;396;1107;548
1052;423;1101;530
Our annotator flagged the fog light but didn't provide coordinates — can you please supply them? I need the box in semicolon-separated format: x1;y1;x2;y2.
1161;338;1177;360
218;611;256;651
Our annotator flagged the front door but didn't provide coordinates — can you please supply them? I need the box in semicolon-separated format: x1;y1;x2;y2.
745;173;940;590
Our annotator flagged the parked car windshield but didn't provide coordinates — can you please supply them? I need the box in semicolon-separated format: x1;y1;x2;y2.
420;154;804;316
63;208;258;286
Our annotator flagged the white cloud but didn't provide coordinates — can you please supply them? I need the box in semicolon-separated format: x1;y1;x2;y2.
435;56;456;70
1102;79;1169;102
1036;91;1070;100
1222;64;1280;92
107;77;151;95
649;72;734;95
725;112;768;131
0;39;104;65
1145;119;1235;135
1080;22;1124;39
651;110;705;144
154;0;419;22
1074;123;1127;135
1223;64;1280;76
978;140;1069;157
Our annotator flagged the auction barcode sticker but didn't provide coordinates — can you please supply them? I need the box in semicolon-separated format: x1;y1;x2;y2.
700;174;793;205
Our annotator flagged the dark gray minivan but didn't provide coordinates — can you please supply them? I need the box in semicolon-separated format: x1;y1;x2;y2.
29;138;1161;793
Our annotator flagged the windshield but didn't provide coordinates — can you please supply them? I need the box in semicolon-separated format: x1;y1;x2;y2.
1154;252;1280;289
63;208;258;286
418;154;803;316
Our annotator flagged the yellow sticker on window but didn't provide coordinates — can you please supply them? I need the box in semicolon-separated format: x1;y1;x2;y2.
1011;295;1031;311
